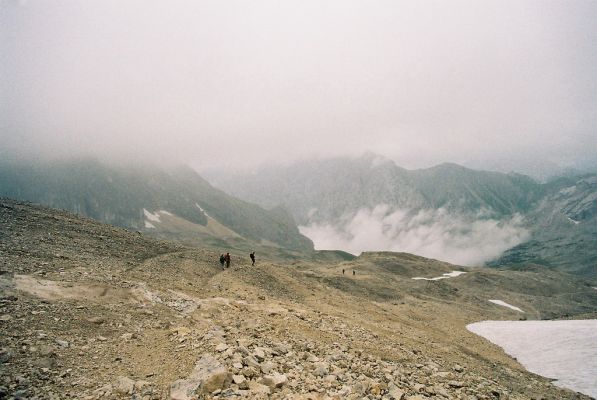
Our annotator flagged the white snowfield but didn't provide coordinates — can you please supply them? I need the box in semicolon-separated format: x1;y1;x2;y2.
412;271;466;281
488;300;524;313
467;320;597;398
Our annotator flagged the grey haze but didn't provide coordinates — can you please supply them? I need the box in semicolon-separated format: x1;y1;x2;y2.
2;0;597;177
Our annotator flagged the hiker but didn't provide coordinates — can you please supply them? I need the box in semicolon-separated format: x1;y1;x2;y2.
342;269;345;275
249;251;256;266
219;254;225;269
225;252;231;268
352;270;355;276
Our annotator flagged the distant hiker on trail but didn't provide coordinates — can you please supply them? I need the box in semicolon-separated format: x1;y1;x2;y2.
249;251;256;266
219;254;225;269
225;252;231;268
342;269;345;275
352;270;355;276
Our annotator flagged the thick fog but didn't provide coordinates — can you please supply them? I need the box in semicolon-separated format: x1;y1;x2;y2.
2;0;597;173
299;206;529;266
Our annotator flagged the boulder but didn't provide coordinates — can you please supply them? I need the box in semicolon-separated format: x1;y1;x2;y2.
260;361;275;374
114;376;135;395
387;382;405;400
248;381;271;395
261;372;287;389
169;354;228;400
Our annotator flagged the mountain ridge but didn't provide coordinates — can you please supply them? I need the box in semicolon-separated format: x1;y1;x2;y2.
0;158;313;254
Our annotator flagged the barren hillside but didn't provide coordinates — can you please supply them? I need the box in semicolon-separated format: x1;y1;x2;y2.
1;199;595;399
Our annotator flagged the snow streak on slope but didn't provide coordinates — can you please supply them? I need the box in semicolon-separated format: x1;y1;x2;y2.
488;300;524;312
412;271;467;281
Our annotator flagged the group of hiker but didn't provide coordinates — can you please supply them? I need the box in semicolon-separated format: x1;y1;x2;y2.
219;251;256;269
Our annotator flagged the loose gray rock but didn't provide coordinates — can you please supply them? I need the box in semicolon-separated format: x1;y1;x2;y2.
261;372;287;389
248;381;271;395
114;376;135;395
169;354;228;400
0;348;14;363
388;382;405;400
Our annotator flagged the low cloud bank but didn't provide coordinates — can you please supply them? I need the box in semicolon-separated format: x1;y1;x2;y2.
299;205;529;266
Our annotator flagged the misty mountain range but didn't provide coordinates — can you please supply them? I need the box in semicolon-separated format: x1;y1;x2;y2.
206;154;596;277
0;156;594;277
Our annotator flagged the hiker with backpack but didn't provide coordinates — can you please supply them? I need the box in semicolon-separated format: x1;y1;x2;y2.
225;252;231;268
219;254;225;269
249;251;256;266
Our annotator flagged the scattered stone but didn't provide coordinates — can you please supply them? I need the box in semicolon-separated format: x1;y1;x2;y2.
169;354;228;400
253;347;266;361
215;343;228;352
261;372;287;389
388;382;405;400
114;376;135;395
248;381;271;394
242;366;258;378
0;348;14;363
85;316;105;325
243;355;260;368
260;361;275;374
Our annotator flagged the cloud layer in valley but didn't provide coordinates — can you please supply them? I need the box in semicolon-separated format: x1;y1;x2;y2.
299;205;530;266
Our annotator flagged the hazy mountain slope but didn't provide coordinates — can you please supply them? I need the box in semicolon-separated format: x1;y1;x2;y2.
1;199;595;399
489;175;597;277
410;163;543;215
205;155;596;276
209;155;542;224
0;159;313;252
212;156;422;225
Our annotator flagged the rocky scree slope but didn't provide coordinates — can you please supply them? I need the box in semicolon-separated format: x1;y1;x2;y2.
0;199;595;400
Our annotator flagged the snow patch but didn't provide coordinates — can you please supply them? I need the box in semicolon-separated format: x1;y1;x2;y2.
144;221;155;229
195;203;209;217
143;208;161;222
488;299;524;312
159;210;173;216
567;217;580;225
412;271;466;281
467;320;597;398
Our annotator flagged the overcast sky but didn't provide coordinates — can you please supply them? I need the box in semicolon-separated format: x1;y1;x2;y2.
2;0;596;175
